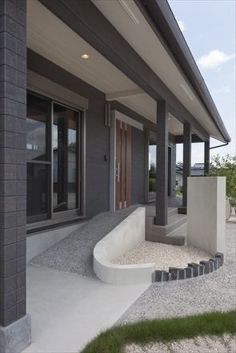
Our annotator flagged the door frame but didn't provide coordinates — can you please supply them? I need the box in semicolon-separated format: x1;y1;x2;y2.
109;110;143;212
26;90;87;224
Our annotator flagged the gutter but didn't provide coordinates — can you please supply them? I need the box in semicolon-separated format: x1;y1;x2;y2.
137;0;231;143
209;142;229;150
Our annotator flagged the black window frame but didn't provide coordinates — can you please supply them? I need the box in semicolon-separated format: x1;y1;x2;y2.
26;91;83;224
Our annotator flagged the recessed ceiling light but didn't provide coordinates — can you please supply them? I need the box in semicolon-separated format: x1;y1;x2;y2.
81;54;90;59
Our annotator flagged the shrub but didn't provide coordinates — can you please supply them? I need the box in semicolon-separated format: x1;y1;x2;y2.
210;154;236;207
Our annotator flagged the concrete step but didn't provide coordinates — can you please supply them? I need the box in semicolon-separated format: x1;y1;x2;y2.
168;207;178;217
146;206;178;218
145;213;187;245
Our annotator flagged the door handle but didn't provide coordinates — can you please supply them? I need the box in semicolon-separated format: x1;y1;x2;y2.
116;162;120;183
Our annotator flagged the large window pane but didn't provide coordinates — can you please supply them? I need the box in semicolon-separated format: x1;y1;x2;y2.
53;103;79;212
27;93;50;223
27;94;49;161
27;163;50;222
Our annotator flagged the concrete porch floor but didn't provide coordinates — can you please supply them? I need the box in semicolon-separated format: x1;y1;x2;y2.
23;265;148;353
24;203;184;353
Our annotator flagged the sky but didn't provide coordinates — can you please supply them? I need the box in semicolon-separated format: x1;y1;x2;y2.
168;0;236;164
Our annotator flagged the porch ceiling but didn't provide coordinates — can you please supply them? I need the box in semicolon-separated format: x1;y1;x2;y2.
91;0;223;142
27;0;182;136
92;0;222;140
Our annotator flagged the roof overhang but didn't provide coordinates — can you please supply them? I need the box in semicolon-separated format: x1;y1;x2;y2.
28;0;230;142
91;0;230;143
136;0;231;143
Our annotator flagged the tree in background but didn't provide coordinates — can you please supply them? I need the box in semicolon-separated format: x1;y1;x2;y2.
210;154;236;208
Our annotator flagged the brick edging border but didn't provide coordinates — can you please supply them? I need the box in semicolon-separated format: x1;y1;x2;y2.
154;252;224;282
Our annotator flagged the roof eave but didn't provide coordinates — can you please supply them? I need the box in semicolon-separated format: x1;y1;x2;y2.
137;0;231;143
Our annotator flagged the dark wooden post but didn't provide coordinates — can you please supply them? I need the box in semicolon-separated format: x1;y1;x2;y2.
182;122;192;208
204;139;210;175
155;100;168;226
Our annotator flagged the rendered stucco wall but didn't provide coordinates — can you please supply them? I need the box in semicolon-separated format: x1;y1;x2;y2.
93;207;155;284
187;176;226;256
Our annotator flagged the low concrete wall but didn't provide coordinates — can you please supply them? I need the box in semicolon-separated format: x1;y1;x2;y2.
27;223;85;262
187;176;226;256
93;207;155;284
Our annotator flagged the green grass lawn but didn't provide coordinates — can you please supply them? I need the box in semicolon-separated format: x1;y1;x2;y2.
80;311;236;353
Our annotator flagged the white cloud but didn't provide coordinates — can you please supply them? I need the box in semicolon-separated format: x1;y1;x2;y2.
197;50;235;70
177;20;186;33
218;85;231;94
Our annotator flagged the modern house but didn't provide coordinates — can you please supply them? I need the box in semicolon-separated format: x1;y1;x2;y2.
0;0;230;351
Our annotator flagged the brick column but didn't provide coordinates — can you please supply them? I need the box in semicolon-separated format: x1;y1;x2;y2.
204;139;210;175
182;122;192;208
0;1;30;352
155;100;168;226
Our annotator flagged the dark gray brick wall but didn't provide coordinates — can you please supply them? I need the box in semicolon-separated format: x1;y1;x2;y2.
0;0;26;327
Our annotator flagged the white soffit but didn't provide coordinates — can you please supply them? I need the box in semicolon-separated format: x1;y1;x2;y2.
92;0;221;141
115;111;144;131
114;93;157;123
27;0;137;95
168;114;183;136
27;0;194;137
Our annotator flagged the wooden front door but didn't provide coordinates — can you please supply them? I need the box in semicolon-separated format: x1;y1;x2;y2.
116;119;132;209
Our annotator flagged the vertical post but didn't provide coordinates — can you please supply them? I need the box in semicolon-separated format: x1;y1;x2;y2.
0;1;30;352
204;139;210;175
169;144;176;198
182;122;192;208
155;100;168;226
144;129;150;204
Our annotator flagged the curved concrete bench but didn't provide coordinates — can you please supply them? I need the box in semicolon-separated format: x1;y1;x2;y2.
93;207;155;285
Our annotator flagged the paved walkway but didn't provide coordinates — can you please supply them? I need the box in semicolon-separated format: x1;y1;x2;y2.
23;265;148;353
119;220;236;324
25;206;149;353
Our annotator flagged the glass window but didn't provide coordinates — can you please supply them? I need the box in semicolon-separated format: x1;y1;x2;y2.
53;103;79;212
26;93;50;222
27;94;49;161
27;163;50;221
26;92;81;223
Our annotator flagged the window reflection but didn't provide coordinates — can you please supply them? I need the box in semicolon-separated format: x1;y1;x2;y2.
27;163;49;220
27;94;48;161
26;93;81;223
53;103;79;212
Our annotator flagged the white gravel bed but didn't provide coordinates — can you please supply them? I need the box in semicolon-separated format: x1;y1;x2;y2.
112;241;210;271
125;334;236;353
117;221;236;324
